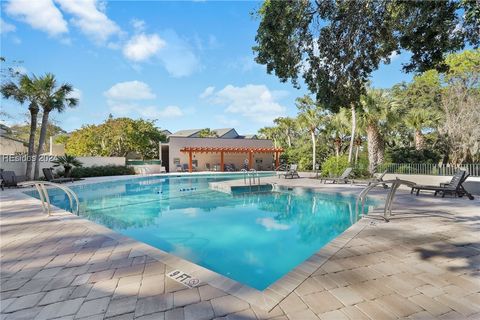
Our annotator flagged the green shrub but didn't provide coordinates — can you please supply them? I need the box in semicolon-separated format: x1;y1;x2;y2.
386;146;441;164
321;155;350;177
353;155;370;178
70;165;135;178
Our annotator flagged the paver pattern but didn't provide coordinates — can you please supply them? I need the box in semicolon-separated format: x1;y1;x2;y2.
1;175;479;319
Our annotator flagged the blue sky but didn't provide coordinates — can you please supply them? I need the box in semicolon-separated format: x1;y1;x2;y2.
0;0;413;134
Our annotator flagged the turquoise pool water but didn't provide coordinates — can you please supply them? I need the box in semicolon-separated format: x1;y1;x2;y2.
26;174;375;290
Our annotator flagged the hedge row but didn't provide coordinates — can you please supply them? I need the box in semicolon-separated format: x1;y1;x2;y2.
69;165;135;178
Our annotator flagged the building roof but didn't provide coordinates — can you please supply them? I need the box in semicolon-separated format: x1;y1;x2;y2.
160;129;172;136
171;129;203;137
171;128;240;138
0;134;28;145
0;123;28;145
0;123;11;134
213;128;237;137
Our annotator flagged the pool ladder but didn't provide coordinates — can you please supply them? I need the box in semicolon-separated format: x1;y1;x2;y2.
356;178;415;222
241;169;261;188
19;181;80;216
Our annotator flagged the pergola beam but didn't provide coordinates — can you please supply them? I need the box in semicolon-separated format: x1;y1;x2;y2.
180;147;284;153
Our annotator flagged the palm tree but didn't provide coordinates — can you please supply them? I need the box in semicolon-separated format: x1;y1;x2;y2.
325;108;350;157
273;117;296;147
404;108;440;150
1;75;39;180
32;74;78;179
358;89;393;174
347;104;357;164
296;96;325;169
258;126;281;148
198;128;218;138
52;154;83;177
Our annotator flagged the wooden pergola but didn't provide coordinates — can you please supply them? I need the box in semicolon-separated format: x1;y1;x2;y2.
179;146;284;173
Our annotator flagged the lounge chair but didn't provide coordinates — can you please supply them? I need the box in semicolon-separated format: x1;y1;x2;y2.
279;164;300;179
321;167;353;184
411;170;474;200
0;171;25;189
176;164;183;172
205;163;211;171
367;170;388;188
181;164;189;172
42;168;73;183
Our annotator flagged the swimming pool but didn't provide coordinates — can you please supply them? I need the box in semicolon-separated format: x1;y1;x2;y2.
26;174;375;290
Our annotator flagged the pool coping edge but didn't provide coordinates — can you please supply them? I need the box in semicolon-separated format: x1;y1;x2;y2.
5;177;385;312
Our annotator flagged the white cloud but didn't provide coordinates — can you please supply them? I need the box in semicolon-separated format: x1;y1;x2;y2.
229;55;263;73
157;30;201;77
104;80;181;119
131;18;145;32
5;0;68;36
67;88;82;101
199;86;215;99
54;0;121;43
141;105;183;118
123;33;165;62
104;81;156;100
108;102;183;119
122;28;201;77
209;84;287;123
256;218;291;231
215;115;239;127
389;51;400;61
0;18;16;34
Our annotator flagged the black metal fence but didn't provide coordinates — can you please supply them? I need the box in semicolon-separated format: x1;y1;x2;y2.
371;163;480;177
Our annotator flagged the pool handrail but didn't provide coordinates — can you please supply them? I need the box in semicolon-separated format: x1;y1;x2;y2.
356;178;415;222
18;181;80;216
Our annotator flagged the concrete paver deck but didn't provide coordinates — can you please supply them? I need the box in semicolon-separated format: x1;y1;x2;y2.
1;174;479;319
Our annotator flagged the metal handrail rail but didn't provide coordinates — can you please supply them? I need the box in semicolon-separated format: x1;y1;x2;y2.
356;178;415;222
241;169;261;186
18;181;80;216
241;169;248;184
249;169;260;185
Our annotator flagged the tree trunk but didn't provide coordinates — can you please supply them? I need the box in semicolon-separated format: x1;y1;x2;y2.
334;136;341;158
34;110;50;179
26;105;38;180
354;137;362;164
415;130;425;150
286;132;292;148
348;104;356;163
366;124;381;174
311;130;316;170
377;134;385;165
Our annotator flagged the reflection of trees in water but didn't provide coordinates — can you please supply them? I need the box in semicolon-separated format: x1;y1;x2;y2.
84;207;159;230
258;192;358;242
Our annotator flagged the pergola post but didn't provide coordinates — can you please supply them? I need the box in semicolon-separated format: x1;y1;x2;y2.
188;150;193;173
275;151;279;169
220;151;224;172
249;150;253;170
